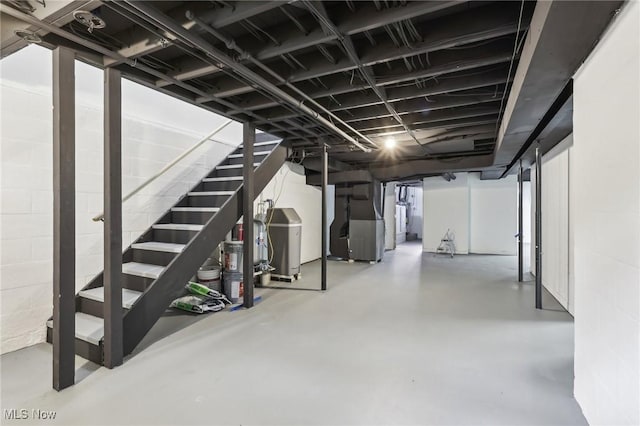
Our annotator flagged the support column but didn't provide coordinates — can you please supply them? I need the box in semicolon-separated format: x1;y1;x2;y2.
52;47;75;391
535;146;543;309
321;142;328;291
518;159;524;282
103;68;123;368
243;122;255;308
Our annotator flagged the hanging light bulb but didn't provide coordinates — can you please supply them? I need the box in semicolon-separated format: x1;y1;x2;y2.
384;137;396;149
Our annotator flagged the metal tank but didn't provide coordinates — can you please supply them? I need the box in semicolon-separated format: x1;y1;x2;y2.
266;208;302;280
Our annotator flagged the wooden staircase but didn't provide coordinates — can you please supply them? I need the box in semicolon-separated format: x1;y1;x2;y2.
46;138;286;364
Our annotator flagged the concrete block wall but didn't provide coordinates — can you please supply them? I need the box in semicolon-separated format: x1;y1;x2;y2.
572;2;640;424
468;173;517;255
423;173;517;255
423;173;470;254
0;47;240;354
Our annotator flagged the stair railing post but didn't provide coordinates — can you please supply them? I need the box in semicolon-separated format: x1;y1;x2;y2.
52;47;76;391
243;122;255;308
103;68;124;368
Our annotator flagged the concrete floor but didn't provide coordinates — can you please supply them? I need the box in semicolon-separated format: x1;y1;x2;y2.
1;242;586;425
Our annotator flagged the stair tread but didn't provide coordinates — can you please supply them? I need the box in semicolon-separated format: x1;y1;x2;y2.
171;207;220;212
79;287;142;309
217;163;260;169
47;313;103;345
188;191;234;196
153;223;203;231
131;241;185;253
122;262;164;279
228;151;268;158
202;176;243;182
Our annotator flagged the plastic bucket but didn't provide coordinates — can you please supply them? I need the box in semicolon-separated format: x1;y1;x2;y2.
223;271;244;303
224;241;243;272
197;266;221;292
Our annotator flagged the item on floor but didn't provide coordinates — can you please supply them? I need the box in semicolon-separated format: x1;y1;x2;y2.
267;207;302;281
259;271;271;287
223;271;244;303
223;240;243;272
197;265;221;292
436;229;456;258
186;281;230;304
170;295;225;314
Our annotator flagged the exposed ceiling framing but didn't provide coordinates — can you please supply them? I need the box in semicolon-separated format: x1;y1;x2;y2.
0;0;623;181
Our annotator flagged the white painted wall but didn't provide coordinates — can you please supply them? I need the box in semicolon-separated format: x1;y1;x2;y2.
423;173;517;255
256;162;321;264
572;2;640;424
0;46;241;354
469;174;517;255
530;136;574;313
423;173;470;254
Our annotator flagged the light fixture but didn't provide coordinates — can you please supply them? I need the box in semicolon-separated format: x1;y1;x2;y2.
73;10;106;33
384;137;396;149
14;29;41;44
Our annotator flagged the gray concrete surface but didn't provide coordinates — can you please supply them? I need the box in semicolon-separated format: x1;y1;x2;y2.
1;242;586;425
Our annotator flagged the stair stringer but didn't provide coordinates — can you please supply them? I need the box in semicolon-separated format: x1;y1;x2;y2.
121;145;287;356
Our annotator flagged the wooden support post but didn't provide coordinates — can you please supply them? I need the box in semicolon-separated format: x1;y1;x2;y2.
52;47;75;391
103;68;123;368
243;122;255;308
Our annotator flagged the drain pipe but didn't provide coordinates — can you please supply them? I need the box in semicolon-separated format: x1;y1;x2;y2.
120;2;371;152
535;146;542;309
186;12;378;152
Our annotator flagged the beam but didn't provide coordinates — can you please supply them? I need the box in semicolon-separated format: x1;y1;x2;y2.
163;1;463;88
105;1;287;66
289;45;513;102
103;68;123;369
303;0;425;151
258;89;506;124
199;3;524;101
345;104;502;133
368;153;495;181
236;67;511;113
287;115;500;143
52;47;75;391
0;0;101;58
243;122;255;308
494;0;623;167
284;105;501;134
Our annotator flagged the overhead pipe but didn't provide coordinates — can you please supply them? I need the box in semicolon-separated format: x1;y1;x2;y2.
110;1;319;143
302;1;433;155
0;3;308;143
119;1;371;152
186;11;377;152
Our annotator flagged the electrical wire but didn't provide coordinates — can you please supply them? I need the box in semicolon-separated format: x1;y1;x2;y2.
493;0;526;143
